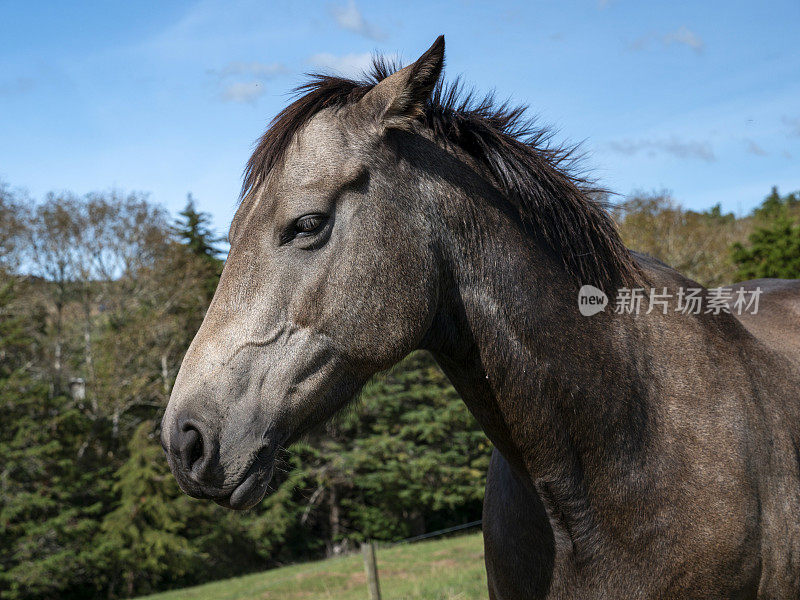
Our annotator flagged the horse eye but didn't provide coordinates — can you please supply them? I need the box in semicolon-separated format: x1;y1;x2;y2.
279;213;329;246
294;214;326;235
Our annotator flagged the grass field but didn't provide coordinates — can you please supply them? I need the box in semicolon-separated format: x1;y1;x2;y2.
139;531;488;600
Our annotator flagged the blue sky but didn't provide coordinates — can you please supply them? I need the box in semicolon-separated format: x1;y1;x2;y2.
1;0;798;237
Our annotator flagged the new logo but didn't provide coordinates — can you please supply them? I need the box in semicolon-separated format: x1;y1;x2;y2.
578;285;608;316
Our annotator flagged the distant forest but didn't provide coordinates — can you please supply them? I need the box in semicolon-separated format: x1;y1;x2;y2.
1;181;798;599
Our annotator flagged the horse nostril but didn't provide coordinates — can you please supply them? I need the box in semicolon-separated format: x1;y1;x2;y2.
167;416;221;494
178;423;206;474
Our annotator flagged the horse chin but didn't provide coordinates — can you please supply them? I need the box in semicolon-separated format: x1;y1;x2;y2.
216;450;276;511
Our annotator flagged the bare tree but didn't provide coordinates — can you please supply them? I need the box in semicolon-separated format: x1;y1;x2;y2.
25;191;170;413
25;193;85;394
613;191;751;287
0;181;29;272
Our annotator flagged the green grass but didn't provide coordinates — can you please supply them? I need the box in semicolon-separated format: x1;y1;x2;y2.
139;532;488;600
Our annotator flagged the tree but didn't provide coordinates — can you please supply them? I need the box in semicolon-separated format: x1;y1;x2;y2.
93;421;198;598
292;352;490;549
174;194;224;260
613;191;747;287
2;186;496;600
753;186;800;222
732;188;800;280
172;195;224;303
0;267;104;600
0;182;27;271
25;194;85;395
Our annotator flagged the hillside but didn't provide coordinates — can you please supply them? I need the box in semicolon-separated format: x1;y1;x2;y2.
138;532;487;600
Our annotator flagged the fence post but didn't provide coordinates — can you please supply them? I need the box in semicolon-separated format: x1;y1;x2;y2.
361;540;382;600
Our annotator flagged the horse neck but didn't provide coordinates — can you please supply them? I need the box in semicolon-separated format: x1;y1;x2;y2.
426;186;651;520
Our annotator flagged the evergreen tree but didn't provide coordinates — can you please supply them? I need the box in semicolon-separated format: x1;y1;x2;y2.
753;186;800;221
93;421;198;598
732;217;800;280
293;352;490;546
174;194;223;259
0;271;104;600
2;191;498;599
173;195;224;301
732;188;800;280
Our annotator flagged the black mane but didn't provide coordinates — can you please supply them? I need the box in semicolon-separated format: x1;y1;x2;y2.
241;57;641;290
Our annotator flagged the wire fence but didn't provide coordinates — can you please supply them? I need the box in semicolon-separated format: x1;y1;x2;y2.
365;519;484;600
378;519;483;547
205;519;485;600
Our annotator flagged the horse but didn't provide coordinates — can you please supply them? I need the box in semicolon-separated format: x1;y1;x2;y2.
161;36;800;598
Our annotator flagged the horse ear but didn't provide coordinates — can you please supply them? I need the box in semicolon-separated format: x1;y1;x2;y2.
360;35;445;129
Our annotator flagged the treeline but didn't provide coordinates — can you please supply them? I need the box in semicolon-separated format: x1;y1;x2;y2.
0;185;487;599
0;182;797;600
613;186;800;285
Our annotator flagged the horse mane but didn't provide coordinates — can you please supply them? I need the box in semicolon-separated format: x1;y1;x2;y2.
242;57;642;291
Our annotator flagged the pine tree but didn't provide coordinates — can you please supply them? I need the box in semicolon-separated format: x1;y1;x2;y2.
173;194;224;260
173;195;224;301
733;188;800;280
2;191;499;598
753;186;800;221
0;271;104;600
94;421;198;598
294;352;490;546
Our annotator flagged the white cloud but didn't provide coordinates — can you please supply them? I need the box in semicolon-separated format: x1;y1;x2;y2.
744;139;767;156
330;0;385;40
628;36;651;52
608;137;716;162
210;61;286;104
664;26;705;54
309;52;374;77
221;81;265;103
213;61;286;79
629;26;705;54
782;115;800;137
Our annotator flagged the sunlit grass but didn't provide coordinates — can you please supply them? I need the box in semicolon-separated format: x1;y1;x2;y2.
138;531;488;600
